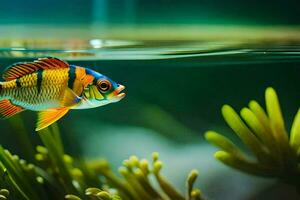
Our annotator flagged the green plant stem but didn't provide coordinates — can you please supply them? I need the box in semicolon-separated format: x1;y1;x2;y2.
8;115;35;163
38;128;78;195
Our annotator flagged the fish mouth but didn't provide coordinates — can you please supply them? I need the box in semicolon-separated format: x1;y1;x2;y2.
112;84;126;102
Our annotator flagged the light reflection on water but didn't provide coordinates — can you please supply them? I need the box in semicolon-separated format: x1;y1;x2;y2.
0;39;300;63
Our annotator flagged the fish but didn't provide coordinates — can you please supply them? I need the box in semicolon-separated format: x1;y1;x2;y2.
0;57;126;131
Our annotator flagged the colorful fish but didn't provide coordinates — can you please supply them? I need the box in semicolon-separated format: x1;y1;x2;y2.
0;57;125;131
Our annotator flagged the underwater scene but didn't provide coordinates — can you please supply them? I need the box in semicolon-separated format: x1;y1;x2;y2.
0;0;300;200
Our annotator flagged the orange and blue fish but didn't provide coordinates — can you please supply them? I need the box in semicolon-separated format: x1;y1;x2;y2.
0;57;125;131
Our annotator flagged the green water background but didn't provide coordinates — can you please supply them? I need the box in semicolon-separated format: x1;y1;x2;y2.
0;0;300;199
0;0;299;25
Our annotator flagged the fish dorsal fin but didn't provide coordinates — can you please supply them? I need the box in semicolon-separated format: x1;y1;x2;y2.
3;57;69;81
36;107;69;131
0;100;25;118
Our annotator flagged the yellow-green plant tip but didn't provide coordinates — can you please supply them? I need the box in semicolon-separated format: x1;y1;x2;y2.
204;130;243;157
221;105;243;133
204;131;215;141
265;87;286;135
88;159;111;173
152;152;159;162
72;168;83;179
85;187;102;195
221;105;231;114
191;188;201;197
0;189;9;197
96;191;111;199
63;154;74;164
240;108;266;140
118;166;129;176
0;195;7;200
4;149;10;156
12;154;19;161
36;176;44;184
129;155;139;167
36;145;48;154
133;168;145;179
265;88;282;123
35;153;44;161
290;109;300;153
27;163;34;170
65;194;82;200
248;100;272;133
248;100;264;113
19;159;26;165
153;161;163;174
112;195;122;200
187;169;199;185
122;159;131;168
214;151;230;161
139;159;149;175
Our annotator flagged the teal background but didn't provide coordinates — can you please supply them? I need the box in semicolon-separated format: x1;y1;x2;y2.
0;0;299;25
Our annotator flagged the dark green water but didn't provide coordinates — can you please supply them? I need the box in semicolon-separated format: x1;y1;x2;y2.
0;39;299;135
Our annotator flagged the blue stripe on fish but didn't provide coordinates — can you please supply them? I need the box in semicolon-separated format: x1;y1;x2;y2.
86;68;100;85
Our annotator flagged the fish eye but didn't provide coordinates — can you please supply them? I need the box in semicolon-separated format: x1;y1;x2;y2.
97;79;111;93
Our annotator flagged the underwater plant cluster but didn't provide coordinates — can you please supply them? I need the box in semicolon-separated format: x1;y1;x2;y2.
0;125;203;200
0;87;299;199
206;88;300;187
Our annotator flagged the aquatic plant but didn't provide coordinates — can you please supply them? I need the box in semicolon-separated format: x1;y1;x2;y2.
0;121;203;200
205;87;300;186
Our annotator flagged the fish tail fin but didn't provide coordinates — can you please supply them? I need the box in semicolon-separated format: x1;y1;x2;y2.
0;100;25;119
0;82;25;118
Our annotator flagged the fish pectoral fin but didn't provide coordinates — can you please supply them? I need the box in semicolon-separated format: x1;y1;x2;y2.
36;107;69;131
60;88;81;107
0;100;25;119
